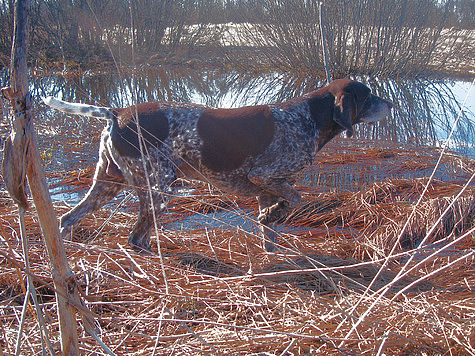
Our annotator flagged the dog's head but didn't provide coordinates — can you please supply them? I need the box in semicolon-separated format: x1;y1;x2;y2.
329;79;393;137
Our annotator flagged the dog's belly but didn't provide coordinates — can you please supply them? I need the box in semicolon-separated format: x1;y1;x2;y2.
189;166;265;197
212;177;264;196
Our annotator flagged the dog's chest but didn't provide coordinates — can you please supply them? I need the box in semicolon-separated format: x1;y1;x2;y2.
266;103;318;168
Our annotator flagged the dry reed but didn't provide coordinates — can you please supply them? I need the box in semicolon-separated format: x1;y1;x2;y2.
0;143;473;355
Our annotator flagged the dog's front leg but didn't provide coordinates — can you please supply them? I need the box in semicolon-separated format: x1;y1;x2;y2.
256;194;280;251
250;172;302;251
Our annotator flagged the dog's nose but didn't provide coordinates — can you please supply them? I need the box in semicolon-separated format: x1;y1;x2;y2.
386;100;393;110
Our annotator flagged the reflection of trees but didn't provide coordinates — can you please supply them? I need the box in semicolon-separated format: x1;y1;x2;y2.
360;78;474;152
26;68;473;154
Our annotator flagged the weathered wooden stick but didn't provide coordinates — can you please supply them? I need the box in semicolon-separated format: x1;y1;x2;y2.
25;130;83;355
3;0;82;354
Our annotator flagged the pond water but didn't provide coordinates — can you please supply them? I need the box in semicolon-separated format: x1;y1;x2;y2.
1;67;474;210
27;68;474;153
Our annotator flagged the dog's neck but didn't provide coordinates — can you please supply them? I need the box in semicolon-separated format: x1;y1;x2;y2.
304;91;346;152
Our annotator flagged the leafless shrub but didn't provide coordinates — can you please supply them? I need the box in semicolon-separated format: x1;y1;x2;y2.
0;0;225;67
230;0;473;77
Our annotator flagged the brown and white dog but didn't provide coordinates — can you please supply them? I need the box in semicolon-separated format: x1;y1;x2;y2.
43;79;392;252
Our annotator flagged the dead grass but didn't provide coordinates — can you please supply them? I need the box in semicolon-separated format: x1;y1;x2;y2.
0;143;474;355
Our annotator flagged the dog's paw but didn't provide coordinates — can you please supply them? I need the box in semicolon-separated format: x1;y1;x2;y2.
130;243;154;255
128;237;153;255
264;240;278;252
259;201;290;225
59;225;72;239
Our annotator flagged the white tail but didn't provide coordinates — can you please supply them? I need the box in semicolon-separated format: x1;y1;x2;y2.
42;96;112;120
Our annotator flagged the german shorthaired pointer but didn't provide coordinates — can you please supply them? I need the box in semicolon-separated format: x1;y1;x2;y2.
43;79;392;252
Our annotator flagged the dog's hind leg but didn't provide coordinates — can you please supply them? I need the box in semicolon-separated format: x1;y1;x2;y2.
127;156;176;253
60;144;126;238
127;189;167;253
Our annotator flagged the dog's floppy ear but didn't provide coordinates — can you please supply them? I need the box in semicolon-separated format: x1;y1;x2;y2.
333;92;356;137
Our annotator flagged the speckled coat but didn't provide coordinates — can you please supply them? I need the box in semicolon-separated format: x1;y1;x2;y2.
43;79;392;252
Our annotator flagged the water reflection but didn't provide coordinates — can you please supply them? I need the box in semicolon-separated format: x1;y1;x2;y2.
19;67;472;157
2;67;472;204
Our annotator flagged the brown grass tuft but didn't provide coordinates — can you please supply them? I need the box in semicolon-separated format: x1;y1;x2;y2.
1;145;474;355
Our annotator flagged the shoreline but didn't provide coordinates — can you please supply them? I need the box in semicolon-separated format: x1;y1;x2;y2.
1;42;474;80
